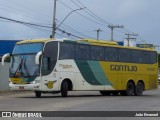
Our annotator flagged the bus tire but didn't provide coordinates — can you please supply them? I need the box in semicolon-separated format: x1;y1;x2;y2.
120;91;127;96
35;91;41;98
111;91;119;96
126;81;135;96
99;91;111;96
61;81;68;97
134;82;144;96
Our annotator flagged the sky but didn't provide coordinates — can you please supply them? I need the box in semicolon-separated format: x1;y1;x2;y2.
0;0;160;51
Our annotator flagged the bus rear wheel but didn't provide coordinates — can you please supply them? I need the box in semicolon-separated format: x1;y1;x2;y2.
120;91;127;96
35;91;41;98
61;81;68;97
134;82;144;96
125;81;135;96
99;91;111;96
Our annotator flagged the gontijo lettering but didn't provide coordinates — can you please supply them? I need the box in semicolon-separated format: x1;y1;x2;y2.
110;64;137;72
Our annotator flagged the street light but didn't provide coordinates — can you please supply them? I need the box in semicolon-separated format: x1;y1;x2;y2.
51;0;85;38
57;7;85;28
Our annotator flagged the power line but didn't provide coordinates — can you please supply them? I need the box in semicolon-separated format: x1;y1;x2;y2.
56;19;95;39
136;35;148;44
73;0;112;25
0;16;52;28
70;0;136;41
58;0;107;27
57;28;83;39
0;6;49;24
8;0;51;20
71;0;105;23
0;16;83;39
71;0;147;42
1;1;147;43
56;32;67;38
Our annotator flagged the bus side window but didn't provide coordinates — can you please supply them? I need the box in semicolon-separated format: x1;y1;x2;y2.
150;52;157;64
91;46;104;61
75;44;90;60
59;43;75;59
142;52;150;64
131;50;142;63
119;49;130;62
105;47;118;62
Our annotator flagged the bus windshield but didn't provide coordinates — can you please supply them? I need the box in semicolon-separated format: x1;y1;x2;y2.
10;43;44;77
10;55;40;77
13;43;44;54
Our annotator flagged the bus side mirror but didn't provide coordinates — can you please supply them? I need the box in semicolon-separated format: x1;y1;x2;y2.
2;53;10;65
35;51;42;65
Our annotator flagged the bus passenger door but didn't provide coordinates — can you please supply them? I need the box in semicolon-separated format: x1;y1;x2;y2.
40;57;59;91
40;41;59;91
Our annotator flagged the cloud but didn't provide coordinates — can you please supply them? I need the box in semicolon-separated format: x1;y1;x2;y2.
115;0;149;18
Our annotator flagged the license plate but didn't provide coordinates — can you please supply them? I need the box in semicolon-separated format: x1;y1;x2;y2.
19;86;24;90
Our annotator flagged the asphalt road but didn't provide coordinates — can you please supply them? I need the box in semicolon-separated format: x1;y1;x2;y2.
1;86;160;120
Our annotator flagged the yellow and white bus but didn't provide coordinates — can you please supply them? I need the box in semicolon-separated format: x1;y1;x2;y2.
2;38;158;97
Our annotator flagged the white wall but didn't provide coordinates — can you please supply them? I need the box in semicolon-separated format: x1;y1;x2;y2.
124;39;136;47
0;63;9;91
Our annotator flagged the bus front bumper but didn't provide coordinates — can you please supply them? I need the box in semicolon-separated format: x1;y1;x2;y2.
9;83;41;91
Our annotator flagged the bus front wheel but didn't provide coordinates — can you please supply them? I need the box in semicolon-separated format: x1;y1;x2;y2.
35;91;41;98
134;82;144;96
61;81;68;97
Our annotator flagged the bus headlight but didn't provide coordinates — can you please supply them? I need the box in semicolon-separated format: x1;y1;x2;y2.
9;79;13;84
9;81;13;84
30;80;40;84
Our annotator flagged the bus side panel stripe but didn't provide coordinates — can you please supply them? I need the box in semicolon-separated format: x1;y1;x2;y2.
87;61;111;85
75;60;102;85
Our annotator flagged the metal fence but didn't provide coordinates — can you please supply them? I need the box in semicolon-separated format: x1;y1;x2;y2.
0;63;9;91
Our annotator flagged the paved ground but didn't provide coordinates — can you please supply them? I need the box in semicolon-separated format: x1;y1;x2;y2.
1;86;160;120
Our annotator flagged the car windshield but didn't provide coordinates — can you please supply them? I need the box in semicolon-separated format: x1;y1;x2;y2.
10;55;40;77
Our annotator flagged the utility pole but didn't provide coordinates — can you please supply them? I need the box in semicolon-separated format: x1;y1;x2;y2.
108;25;124;41
125;33;138;46
95;29;102;40
52;0;57;38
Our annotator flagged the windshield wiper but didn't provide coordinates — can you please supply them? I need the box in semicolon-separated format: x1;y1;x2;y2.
13;57;24;77
23;58;30;77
